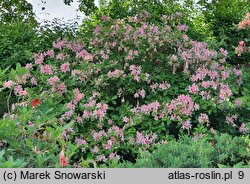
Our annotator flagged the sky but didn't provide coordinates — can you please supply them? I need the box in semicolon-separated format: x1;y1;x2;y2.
27;0;98;23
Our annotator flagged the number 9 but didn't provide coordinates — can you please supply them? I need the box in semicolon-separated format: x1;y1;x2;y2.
238;171;244;179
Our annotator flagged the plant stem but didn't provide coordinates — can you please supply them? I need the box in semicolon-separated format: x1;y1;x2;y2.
7;88;13;114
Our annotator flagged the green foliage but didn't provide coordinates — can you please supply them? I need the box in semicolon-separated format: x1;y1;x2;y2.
0;0;36;24
0;18;78;69
0;150;27;168
64;0;98;16
119;134;250;168
0;16;78;116
0;20;36;68
120;136;214;168
0;12;246;167
212;134;250;166
196;0;250;64
0;0;249;168
0;109;78;167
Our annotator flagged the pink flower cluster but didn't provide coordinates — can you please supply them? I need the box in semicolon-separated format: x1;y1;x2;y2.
181;118;192;130
14;85;28;96
165;94;199;121
136;131;157;145
239;123;248;134
3;80;13;88
219;83;233;101
107;69;124;78
60;63;70;73
235;41;245;56
140;101;161;114
238;13;250;29
129;65;141;82
198;113;209;125
134;89;146;99
225;114;237;127
188;83;199;94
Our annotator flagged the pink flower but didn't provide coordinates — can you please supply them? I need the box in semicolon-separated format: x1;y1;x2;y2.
40;64;53;75
83;110;91;118
198;113;209;125
61;110;73;120
57;53;65;60
103;142;112;150
92;130;105;141
238;13;250;29
219;48;228;57
56;83;67;94
101;15;110;22
182;34;189;41
201;81;210;89
226;115;237;126
239;123;248;134
233;68;242;76
123;116;129;123
48;76;60;86
73;88;84;102
239;41;245;46
97;154;106;162
91;146;99;153
136;132;157;145
107;69;123;78
94;25;102;35
108;119;113;125
34;53;44;64
221;71;230;80
20;90;28;96
60;63;70;73
159;81;171;90
3;80;13;88
109;152;117;160
219;84;232;101
177;24;188;31
53;39;66;49
14;85;23;95
210;127;216;134
84;53;94;61
75;137;87;145
134;93;139;98
234;98;242;107
76;115;83;123
25;63;33;70
139;89;146;98
66;102;76;110
93;109;105;121
235;45;244;56
181;119;192;130
31;77;38;85
46;50;54;58
150;101;160;113
76;50;88;59
59;147;69;167
188;83;199;94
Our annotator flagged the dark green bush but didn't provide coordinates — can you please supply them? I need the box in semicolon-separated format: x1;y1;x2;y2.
120;136;214;168
212;134;250;167
120;134;250;168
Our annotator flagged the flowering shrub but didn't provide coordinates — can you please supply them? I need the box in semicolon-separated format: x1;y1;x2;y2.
1;12;247;167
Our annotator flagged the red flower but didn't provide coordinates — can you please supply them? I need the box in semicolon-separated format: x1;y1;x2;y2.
59;147;69;167
32;98;41;108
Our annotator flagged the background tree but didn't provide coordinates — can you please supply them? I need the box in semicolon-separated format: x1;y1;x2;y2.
0;0;36;24
196;0;250;64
